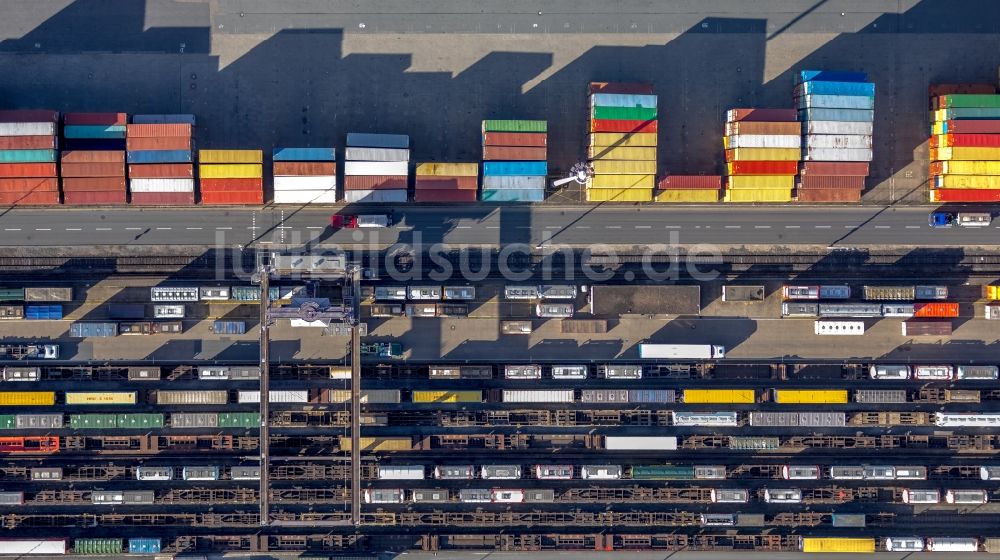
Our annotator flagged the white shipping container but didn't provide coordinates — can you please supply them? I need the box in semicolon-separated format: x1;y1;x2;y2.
343;161;408;176
272;191;339;204
0;122;57;136
803;134;873;149
796;94;875;110
483;175;546;190
272;176;336;190
726;134;801;148
128;178;195;193
237;390;309;403
0;539;67;554
343;189;407;203
502;389;575;403
345;147;410;161
604;436;677;450
801;120;873;135
801;147;873;161
378;465;425;480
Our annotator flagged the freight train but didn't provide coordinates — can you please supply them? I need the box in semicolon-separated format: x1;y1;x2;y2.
781;302;959;318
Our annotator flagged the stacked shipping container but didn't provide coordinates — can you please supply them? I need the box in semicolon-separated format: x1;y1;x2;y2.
126;115;195;205
198;150;264;205
656;175;722;202
586;83;656;202
61;113;128;205
929;86;1000;202
0;110;59;205
272;148;337;204
343;133;409;203
414;163;478;202
723;109;799;202
796;71;874;203
481;120;547;202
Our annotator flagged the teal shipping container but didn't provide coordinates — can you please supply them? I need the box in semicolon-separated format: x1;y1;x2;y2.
481;188;545;202
63;125;127;139
0;149;57;163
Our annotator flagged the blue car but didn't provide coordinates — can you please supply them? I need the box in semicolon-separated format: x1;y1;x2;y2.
929;212;956;228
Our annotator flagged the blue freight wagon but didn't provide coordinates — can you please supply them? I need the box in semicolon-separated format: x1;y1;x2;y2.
126;150;192;164
24;305;63;320
628;389;677;404
272;147;336;161
128;538;161;554
213;320;246;335
70;322;118;337
346;133;409;149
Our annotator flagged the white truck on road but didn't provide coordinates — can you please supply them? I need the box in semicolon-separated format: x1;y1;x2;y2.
639;344;725;360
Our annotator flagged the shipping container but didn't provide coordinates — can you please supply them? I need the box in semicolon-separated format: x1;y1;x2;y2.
15;414;62;429
346;132;410;148
801;538;875;553
237;390;309;404
854;389;907;404
345;147;410;161
170;412;218;428
0;391;54;406
749;411;846;427
0;366;37;381
902;319;952;336
198;149;262;164
182;466;220;481
213;320;246;335
155;390;228;405
580;389;629;404
342;189;407;203
272;147;336;161
725;134;801;149
128;538;162;554
502;389;574;403
0;540;67;554
65;391;136;405
340;437;412;452
814;320;864;335
726;108;798;122
797;94;874;109
24;304;62;320
23;287;71;301
772;389;848;404
0;122;57;136
31;467;63;481
135;466;174;480
957;365;999;380
683;389;755;404
411;390;481;404
604;436;677;451
230;466;261;480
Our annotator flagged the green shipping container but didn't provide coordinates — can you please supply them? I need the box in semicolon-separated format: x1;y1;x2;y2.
0;149;57;163
482;119;547;133
75;538;124;555
0;415;15;430
0;288;25;301
70;414;117;429
592;106;657;121
218;412;261;428
230;285;261;301
630;465;695;480
117;413;165;429
938;94;1000;108
935;107;1000;119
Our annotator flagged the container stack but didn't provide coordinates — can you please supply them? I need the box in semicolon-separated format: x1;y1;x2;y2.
796;71;875;203
413;163;478;202
481;120;547;202
655;176;721;202
126;115;195;205
198;150;264;205
343;133;409;203
61;113;128;205
929;87;1000;203
586;83;657;202
723;109;799;202
0;110;59;205
272;148;337;204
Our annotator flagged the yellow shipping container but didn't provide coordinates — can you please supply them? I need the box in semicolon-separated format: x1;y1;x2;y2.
726;148;800;161
726;175;795;190
934;175;1000;189
984;285;1000;300
931;147;1000;161
0;391;56;406
340;436;412;452
589;174;655;189
415;162;478;176
198;163;263;179
802;538;875;553
585;188;654;202
589;132;658;147
65;391;137;405
412;390;483;403
723;188;793;203
682;389;756;404
587;146;657;161
773;389;848;404
591;160;656;175
198;149;263;164
654;189;720;203
934;160;1000;175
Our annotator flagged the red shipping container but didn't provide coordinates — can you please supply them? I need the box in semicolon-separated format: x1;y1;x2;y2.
62;190;127;205
63;112;127;126
797;176;866;190
0;110;59;123
795;188;862;203
0;163;57;178
0;178;58;193
0;136;56;150
61;150;126;163
931;188;1000;202
414;176;479;190
724;121;800;136
930;133;1000;148
902;319;953;336
343;175;408;190
483;132;547;147
727;161;798;175
929;84;995;98
130;192;196;206
125;123;192;138
935;120;1000;134
799;161;869;176
483;146;547;160
727;108;798;122
62;177;127;192
589;82;653;95
125;136;192;151
0;191;60;205
412;188;479;202
590;119;657;133
658;175;722;189
200;190;264;205
199;178;263;192
60;162;125;177
913;302;959;318
272;162;336;176
127;163;194;178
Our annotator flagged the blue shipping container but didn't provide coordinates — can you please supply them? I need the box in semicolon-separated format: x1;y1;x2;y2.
796;81;875;97
590;93;658;109
131;114;196;125
273;147;336;161
799;108;874;122
63;125;127;139
798;70;868;84
796;94;874;110
126;150;192;164
346;133;409;149
482;161;548;177
70;322;118;338
480;188;545;202
129;538;162;554
25;305;63;320
628;389;676;404
0;149;58;163
214;320;246;335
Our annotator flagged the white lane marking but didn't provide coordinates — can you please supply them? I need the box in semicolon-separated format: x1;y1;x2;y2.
95;227;111;231
635;225;651;229
456;225;471;229
905;225;920;229
306;226;324;230
3;228;20;231
754;225;771;229
606;225;621;229
276;226;292;229
186;227;202;230
575;225;590;229
156;227;172;230
815;225;832;229
486;226;500;229
843;225;855;229
785;225;800;229
65;228;81;231
125;227;142;231
724;225;741;229
35;228;51;231
665;225;681;229
216;227;232;230
875;225;891;229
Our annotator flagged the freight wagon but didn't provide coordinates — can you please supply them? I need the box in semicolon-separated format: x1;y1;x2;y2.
127;367;159;381
551;365;588;379
0;304;23;320
365;488;404;504
782;465;820;480
150;286;199;302
443;286;475;300
711;489;749;503
749;412;846;427
801;538;875;553
378;465;425;480
927;539;979;553
412;390;482;404
862;285;948;300
818;303;882;317
885;538;924;552
182;466;220;481
781;303;818;317
854;389;907;404
914;365;954;380
764;488;802;503
237;390;309;403
31;467;63;481
671;411;738;427
152;304;184;318
370;303;403;317
946;489;988;504
957;365;999;379
581;465;622;479
482;465;521;479
771;389;848;404
65;391;137;405
502;389;574;404
135;466;173;481
0;343;58;360
434;465;474;479
604;436;677;451
599;364;642;379
155;390;228;405
411;489;450;503
630;465;726;480
869;364;910;379
682;389;755;404
1;366;39;382
23;287;72;301
535;464;574;479
504;364;541;379
428;365;493;379
934;413;1000;427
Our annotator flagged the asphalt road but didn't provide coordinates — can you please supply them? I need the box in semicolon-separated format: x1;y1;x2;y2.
0;205;996;248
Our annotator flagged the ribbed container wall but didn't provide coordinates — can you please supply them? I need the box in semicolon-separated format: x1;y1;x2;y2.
198;149;264;205
61;113;128;205
481;120;547;202
655;175;722;203
344;133;409;202
723;108;798;203
413;162;478;202
928;84;1000;202
0;110;60;205
271;147;336;204
127;116;195;205
586;83;655;202
794;70;874;203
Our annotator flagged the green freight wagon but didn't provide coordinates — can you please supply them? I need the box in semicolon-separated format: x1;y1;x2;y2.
75;538;123;555
0;415;14;430
630;464;696;480
218;412;260;428
117;413;165;429
230;285;262;301
482;119;547;133
592;106;657;121
0;288;25;301
70;414;117;429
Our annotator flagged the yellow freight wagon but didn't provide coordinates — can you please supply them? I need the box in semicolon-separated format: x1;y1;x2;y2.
585;188;654;203
984;285;1000;300
724;188;793;203
682;389;756;404
934;160;1000;175
415;162;478;176
726;175;795;190
591;160;656;175
64;392;138;405
772;389;848;404
802;538;875;553
933;175;1000;189
725;148;800;161
589;132;657;147
198;164;263;179
930;147;1000;161
587;146;657;161
589;174;655;190
340;437;412;452
412;390;483;404
198;149;263;164
0;391;56;406
655;189;720;203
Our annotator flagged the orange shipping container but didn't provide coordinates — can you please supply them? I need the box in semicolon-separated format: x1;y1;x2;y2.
414;176;479;190
723;121;801;135
0;178;58;193
126;136;192;151
127;164;193;178
199;178;263;192
60;162;126;177
483;132;548;147
61;177;127;192
273;162;336;176
125;123;192;138
0;191;60;205
200;190;264;205
0;163;58;178
913;302;959;318
61;150;126;163
482;146;547;160
0;136;57;150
